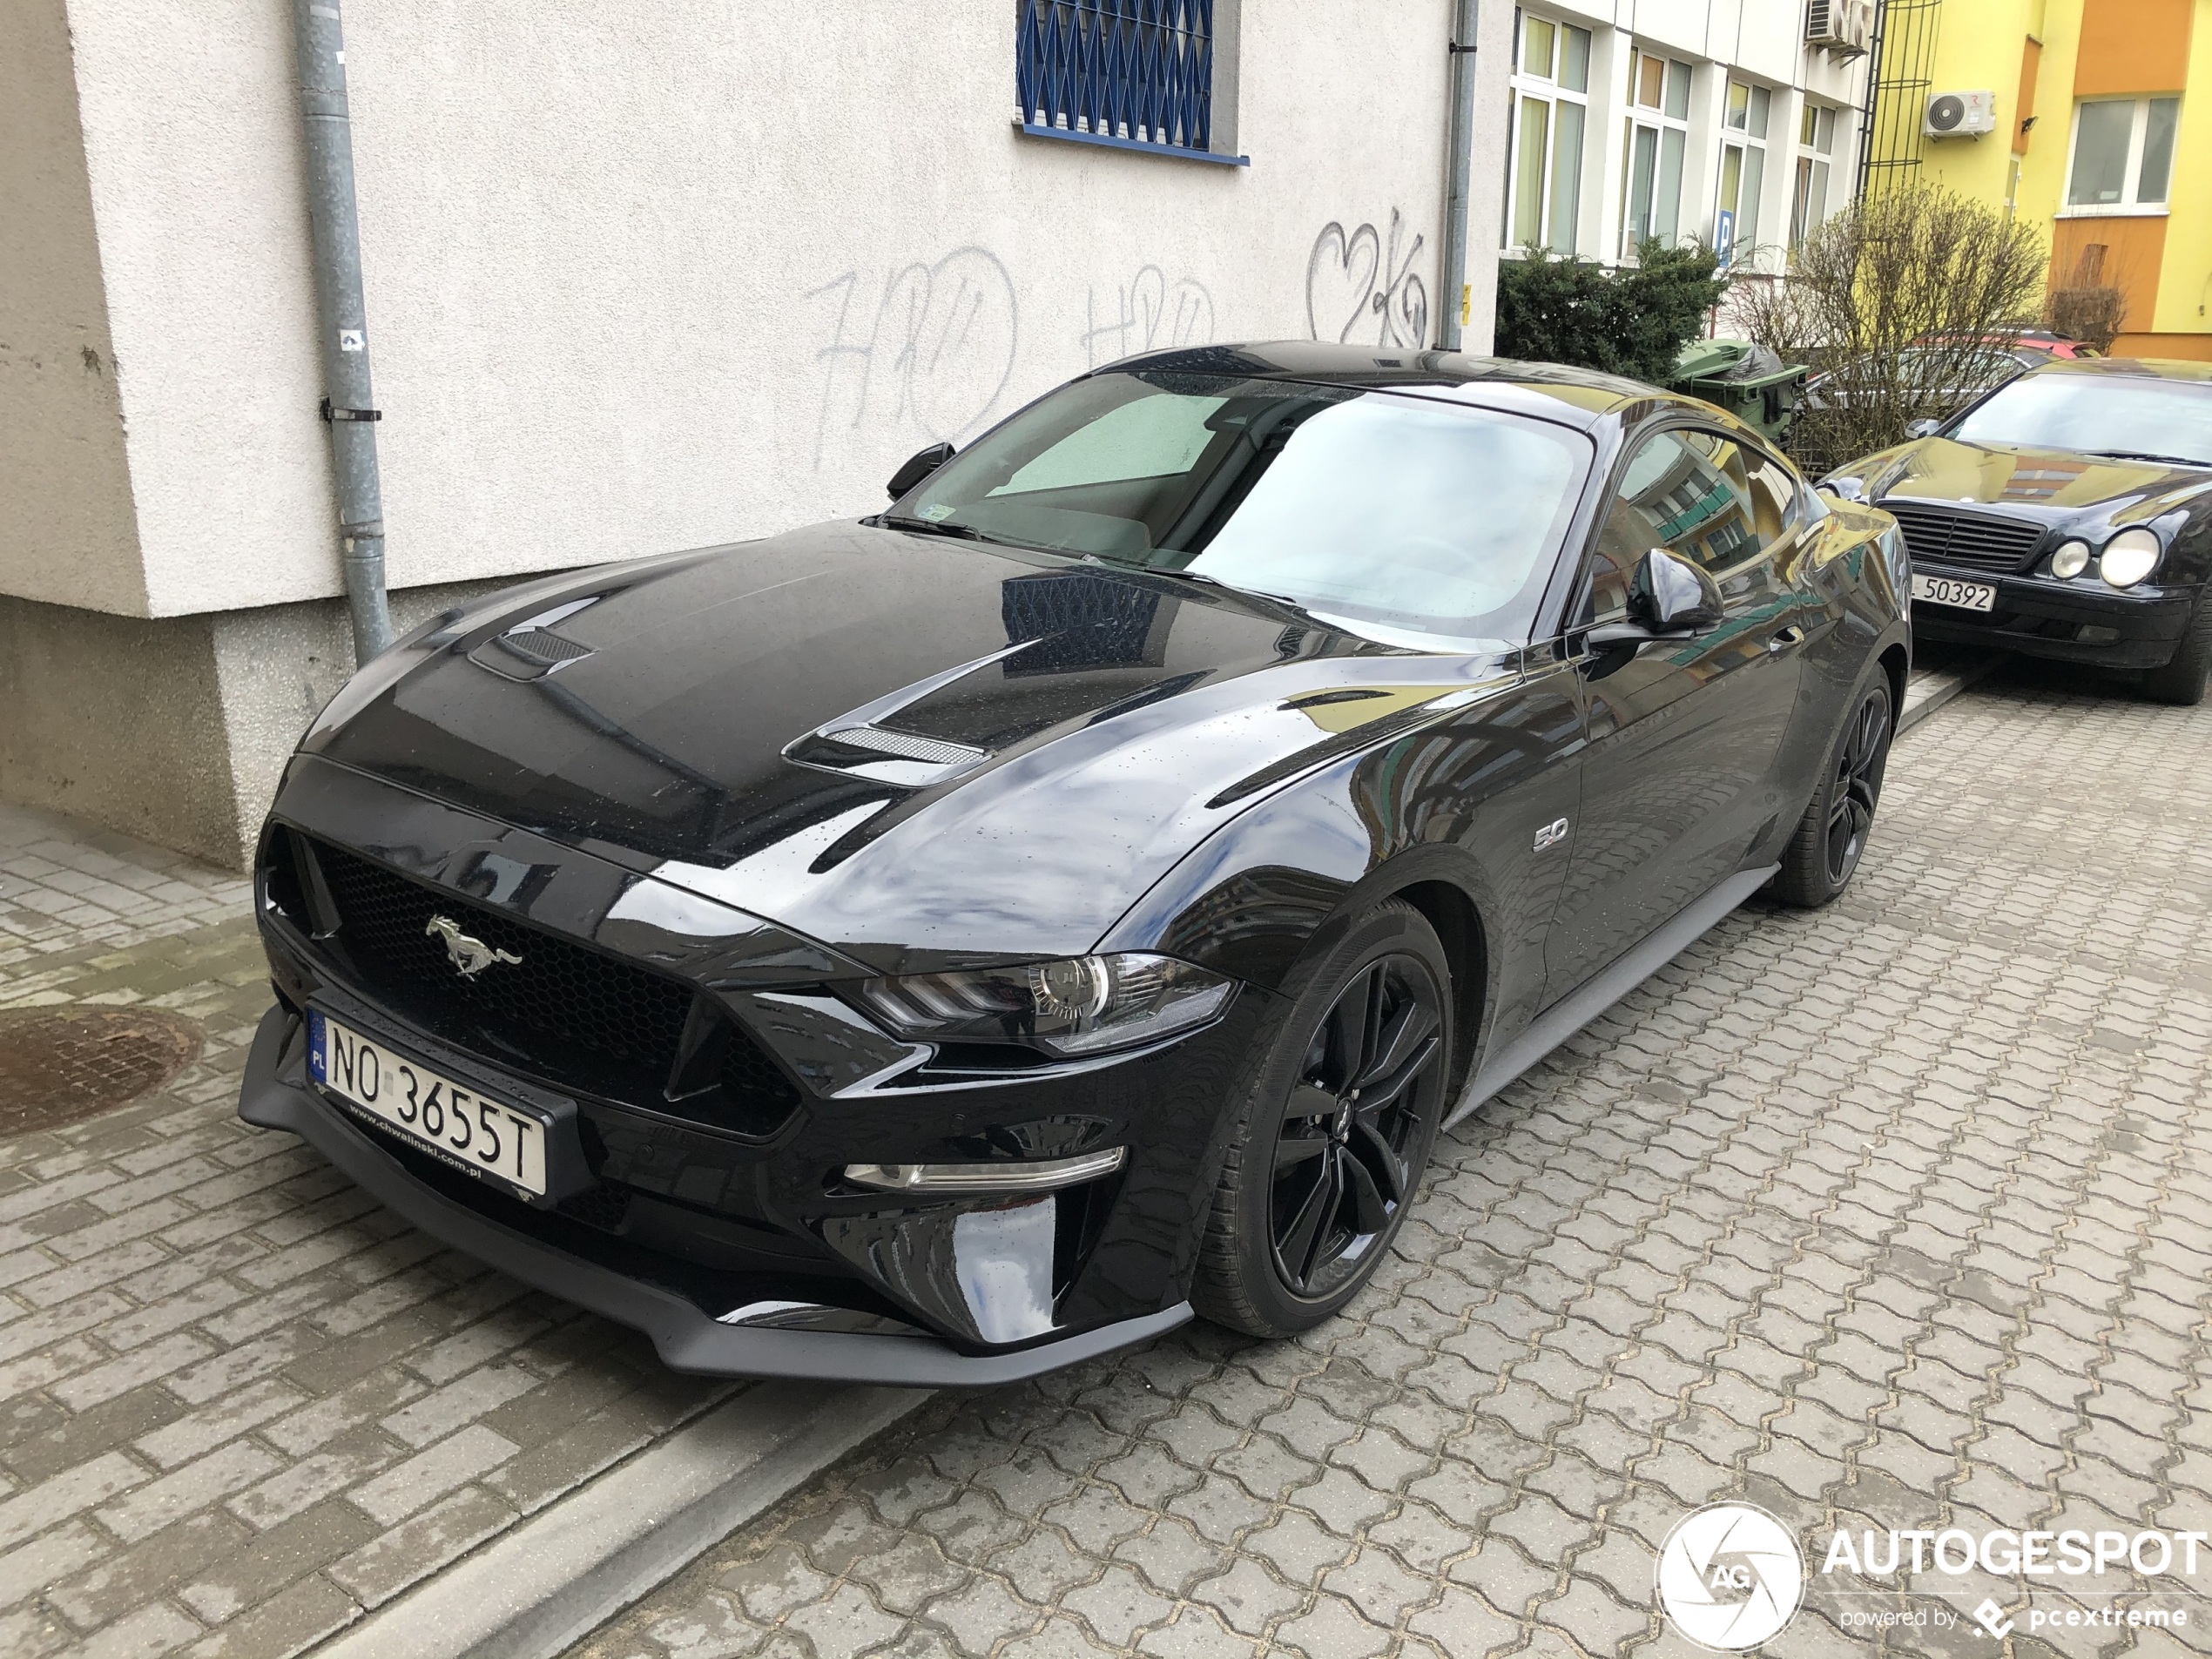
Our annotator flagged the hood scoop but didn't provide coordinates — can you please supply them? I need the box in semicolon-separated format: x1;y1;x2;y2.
468;597;602;683
782;643;1032;787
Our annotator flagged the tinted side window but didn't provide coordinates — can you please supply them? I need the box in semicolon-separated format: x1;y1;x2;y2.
1583;429;1764;625
1746;448;1802;541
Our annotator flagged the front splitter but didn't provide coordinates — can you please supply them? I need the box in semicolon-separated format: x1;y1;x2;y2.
235;1005;1190;1386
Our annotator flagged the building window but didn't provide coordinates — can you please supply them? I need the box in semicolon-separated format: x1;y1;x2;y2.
1621;49;1693;256
1716;80;1770;266
1015;1;1245;165
1505;11;1592;253
1790;102;1838;249
2064;97;2179;211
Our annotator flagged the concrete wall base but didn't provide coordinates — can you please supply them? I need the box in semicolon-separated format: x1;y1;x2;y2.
0;576;537;870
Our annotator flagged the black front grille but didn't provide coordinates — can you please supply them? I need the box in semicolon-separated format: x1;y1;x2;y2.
1883;501;2047;574
299;837;799;1135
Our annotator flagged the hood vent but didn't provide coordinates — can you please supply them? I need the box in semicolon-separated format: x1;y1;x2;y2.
469;597;602;682
819;725;986;767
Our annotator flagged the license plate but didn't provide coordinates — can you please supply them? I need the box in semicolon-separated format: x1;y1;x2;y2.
307;1009;548;1197
1912;573;1996;612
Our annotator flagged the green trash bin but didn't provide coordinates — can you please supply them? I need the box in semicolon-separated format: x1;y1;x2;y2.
1669;339;1810;445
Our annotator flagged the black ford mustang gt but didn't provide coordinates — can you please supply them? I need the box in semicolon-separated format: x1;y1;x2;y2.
239;344;1910;1384
1828;357;2212;704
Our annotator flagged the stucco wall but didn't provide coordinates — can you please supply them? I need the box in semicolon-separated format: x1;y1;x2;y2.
37;0;1459;621
0;0;148;613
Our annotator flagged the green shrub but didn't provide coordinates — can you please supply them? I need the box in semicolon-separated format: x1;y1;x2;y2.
1494;238;1730;384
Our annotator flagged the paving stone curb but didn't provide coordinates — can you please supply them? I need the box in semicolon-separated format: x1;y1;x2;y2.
316;1380;926;1659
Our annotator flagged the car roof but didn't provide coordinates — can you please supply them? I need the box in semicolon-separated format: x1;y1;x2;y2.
1093;341;1717;433
2022;355;2212;383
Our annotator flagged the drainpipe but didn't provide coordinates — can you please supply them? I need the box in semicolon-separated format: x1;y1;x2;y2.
1436;0;1480;350
293;0;393;662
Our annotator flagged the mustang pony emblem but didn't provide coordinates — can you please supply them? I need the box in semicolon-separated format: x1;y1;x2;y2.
425;915;523;979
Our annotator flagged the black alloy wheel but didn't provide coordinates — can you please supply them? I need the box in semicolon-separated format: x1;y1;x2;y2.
1773;676;1893;907
1269;958;1444;1298
1193;901;1455;1337
1822;688;1891;887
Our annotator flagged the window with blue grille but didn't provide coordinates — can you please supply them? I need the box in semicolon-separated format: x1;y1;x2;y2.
1016;1;1247;165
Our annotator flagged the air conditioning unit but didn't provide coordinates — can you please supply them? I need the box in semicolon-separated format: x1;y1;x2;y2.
1925;91;1999;138
1807;0;1873;55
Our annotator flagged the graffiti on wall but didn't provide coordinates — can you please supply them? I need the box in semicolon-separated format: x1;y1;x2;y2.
806;247;1020;468
1306;212;1429;350
1079;266;1217;368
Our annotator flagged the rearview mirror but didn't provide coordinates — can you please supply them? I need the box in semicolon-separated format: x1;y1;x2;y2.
1629;546;1723;635
887;442;957;500
1905;418;1944;439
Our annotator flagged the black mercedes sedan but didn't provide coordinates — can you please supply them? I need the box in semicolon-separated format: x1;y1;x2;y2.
1826;357;2212;703
238;344;1910;1384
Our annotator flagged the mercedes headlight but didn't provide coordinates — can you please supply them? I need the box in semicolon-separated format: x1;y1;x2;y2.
849;954;1234;1057
2100;529;2162;589
2049;540;2092;580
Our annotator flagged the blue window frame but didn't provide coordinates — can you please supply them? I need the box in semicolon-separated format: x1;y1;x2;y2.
1016;1;1248;165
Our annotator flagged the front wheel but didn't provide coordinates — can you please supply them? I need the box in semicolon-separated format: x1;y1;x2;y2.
1771;674;1892;908
2141;590;2212;706
1192;902;1453;1339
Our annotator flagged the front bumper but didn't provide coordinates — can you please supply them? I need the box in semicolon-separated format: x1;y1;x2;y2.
239;1004;1191;1384
1912;566;2199;670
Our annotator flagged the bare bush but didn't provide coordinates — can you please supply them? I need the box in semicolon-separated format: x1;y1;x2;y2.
2046;246;2128;350
1738;181;2047;475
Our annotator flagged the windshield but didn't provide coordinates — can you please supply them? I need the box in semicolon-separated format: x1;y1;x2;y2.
1951;373;2212;466
890;371;1593;645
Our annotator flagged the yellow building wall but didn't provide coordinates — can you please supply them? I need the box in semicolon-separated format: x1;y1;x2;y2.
1873;0;2212;360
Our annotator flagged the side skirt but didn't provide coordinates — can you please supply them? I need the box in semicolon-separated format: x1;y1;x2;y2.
1443;865;1779;1131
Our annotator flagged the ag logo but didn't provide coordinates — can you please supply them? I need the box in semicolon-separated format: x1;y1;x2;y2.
1655;1503;1805;1650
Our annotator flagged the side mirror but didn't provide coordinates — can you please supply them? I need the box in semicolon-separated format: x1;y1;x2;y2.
1905;418;1944;440
1630;546;1723;635
1819;474;1868;502
887;442;957;500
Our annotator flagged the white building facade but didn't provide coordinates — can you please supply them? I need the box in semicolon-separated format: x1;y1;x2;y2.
1495;1;1874;279
2;0;1516;866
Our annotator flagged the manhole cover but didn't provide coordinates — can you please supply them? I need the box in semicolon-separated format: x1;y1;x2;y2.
0;1008;205;1136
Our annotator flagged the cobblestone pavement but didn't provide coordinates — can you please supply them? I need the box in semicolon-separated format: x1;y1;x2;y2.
0;810;734;1657
577;668;2212;1659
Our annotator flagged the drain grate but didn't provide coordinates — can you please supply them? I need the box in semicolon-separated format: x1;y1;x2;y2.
0;1008;205;1136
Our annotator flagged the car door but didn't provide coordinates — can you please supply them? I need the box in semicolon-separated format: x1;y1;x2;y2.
1542;425;1807;1000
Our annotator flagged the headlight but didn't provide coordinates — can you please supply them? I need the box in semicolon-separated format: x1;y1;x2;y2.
2049;540;2092;580
848;953;1234;1057
2101;529;2162;588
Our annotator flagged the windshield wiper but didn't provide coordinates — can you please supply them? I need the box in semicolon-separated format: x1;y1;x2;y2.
2088;449;2212;469
880;515;995;542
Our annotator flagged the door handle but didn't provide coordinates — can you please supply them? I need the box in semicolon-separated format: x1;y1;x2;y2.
1767;625;1805;653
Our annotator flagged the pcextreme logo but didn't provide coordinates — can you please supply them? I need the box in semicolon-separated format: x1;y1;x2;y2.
1653;1512;2209;1649
1655;1503;1806;1651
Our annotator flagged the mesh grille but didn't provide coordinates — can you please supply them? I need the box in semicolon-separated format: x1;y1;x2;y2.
496;631;594;666
1883;502;2047;574
312;840;690;1071
301;840;800;1135
826;725;985;766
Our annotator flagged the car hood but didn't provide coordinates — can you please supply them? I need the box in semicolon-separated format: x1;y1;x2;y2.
305;519;1512;968
1864;436;2212;529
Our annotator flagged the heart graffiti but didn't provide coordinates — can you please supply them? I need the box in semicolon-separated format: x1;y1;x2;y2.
1306;212;1430;349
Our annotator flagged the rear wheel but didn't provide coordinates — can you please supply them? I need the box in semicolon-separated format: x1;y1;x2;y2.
1192;903;1453;1338
2141;590;2212;706
1772;676;1892;908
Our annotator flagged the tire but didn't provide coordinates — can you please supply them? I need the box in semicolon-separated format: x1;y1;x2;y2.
1770;672;1892;908
2141;590;2212;706
1191;901;1454;1339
